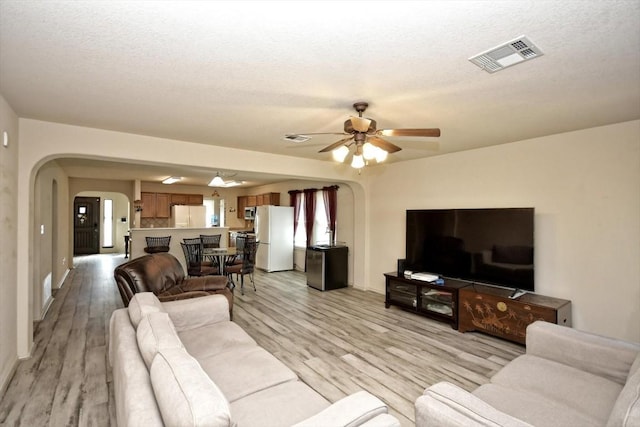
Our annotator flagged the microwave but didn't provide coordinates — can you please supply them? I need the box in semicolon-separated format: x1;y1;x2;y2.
244;207;256;220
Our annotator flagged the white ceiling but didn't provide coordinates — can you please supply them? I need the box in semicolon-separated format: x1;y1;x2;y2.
1;1;639;186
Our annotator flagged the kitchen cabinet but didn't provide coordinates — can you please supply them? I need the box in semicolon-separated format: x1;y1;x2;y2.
142;192;203;219
237;196;247;219
155;193;171;218
170;194;187;205
261;192;280;206
171;193;203;206
246;195;257;207
187;194;203;205
140;192;156;218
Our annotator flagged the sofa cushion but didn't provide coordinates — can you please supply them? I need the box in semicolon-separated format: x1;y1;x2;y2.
128;292;165;328
473;383;601;427
198;346;297;402
607;358;640;427
230;380;330;426
150;347;231;427
136;312;184;369
178;321;256;360
490;354;622;425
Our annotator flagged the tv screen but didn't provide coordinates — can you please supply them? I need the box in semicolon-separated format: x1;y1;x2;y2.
406;208;534;291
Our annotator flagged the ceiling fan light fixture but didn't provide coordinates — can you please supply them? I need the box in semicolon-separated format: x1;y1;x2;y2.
374;147;388;163
351;154;365;169
162;176;182;184
332;145;349;162
362;142;377;160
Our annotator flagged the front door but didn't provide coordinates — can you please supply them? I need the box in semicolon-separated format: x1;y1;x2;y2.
74;196;100;255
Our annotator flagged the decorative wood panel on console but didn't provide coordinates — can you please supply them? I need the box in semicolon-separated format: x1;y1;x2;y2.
458;284;571;345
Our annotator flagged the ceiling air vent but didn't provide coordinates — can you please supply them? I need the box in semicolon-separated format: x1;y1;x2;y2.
284;134;311;143
469;36;543;73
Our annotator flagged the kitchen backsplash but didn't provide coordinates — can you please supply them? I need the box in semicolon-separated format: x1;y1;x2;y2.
140;218;169;228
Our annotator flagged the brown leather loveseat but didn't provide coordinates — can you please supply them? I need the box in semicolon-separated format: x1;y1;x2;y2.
114;252;233;312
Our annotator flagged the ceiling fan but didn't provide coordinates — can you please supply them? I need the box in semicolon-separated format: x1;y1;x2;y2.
286;102;440;169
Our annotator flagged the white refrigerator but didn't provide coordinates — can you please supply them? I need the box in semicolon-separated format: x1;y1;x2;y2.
170;205;206;228
255;205;294;272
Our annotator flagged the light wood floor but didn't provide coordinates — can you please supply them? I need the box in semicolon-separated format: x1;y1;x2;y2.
0;254;525;426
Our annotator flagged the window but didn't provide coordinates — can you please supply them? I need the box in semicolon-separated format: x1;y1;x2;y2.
204;198;224;227
293;192;330;248
103;199;113;247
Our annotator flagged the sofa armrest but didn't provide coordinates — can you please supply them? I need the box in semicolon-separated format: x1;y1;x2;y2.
415;382;533;427
181;275;229;292
293;391;389;427
161;294;230;331
526;321;640;385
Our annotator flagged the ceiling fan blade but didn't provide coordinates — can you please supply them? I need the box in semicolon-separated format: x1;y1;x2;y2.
287;132;348;137
367;136;402;153
350;116;372;132
377;128;441;137
318;136;354;153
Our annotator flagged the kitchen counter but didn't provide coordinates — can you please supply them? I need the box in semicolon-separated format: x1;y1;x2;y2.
130;227;229;272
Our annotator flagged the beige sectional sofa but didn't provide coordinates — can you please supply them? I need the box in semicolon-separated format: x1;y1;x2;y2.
415;321;640;427
109;292;400;427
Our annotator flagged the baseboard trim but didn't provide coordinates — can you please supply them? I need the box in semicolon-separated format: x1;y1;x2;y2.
55;268;70;289
0;357;18;400
40;296;54;320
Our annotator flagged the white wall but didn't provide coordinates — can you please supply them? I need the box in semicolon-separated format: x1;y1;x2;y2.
33;160;70;321
0;94;19;394
368;120;640;342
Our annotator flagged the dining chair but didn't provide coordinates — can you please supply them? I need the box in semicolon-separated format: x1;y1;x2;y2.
180;241;219;277
227;233;246;267
144;236;171;253
200;234;221;249
225;236;257;295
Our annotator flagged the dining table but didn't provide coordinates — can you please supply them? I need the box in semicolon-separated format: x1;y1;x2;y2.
203;246;237;275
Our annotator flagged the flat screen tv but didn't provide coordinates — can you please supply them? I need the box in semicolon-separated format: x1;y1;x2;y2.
406;208;534;291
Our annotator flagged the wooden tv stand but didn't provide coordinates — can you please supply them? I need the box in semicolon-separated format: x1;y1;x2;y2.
458;284;571;345
384;272;469;329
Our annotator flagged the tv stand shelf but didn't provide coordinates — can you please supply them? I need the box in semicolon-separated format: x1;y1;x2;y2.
458;284;572;344
384;272;469;329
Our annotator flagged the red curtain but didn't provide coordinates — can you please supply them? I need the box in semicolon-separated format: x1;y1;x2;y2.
322;185;339;244
288;190;302;239
303;188;316;248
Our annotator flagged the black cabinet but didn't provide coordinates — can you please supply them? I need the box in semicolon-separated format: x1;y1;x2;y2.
306;246;348;291
384;272;469;329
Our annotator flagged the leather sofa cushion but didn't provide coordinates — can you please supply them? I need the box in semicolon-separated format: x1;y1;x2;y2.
128;292;165;328
136;312;183;369
150;347;231;427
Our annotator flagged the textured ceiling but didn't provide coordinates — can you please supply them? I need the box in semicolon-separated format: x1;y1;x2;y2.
1;1;639;184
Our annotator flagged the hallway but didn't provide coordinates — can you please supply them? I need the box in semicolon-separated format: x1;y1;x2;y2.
0;255;124;427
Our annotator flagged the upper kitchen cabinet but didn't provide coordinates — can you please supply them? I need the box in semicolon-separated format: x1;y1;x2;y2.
170;193;203;206
141;192;171;218
155;193;171;218
187;194;204;205
140;192;156;218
